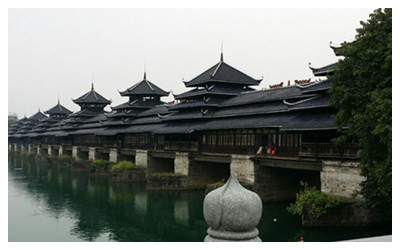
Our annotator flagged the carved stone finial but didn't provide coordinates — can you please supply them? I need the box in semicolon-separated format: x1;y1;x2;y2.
203;174;263;242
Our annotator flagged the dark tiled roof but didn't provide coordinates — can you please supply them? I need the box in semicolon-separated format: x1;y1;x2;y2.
107;111;141;119
111;99;163;110
299;80;332;94
198;114;292;131
183;60;262;87
281;112;335;131
173;85;247;99
73;84;111;105
120;78;169;97
28;111;48;121
168;99;219;111
154;122;206;135
330;43;346;56
83;114;108;123
309;62;337;77
220;85;304;107
212;101;288;118
69;109;103;118
137;105;171;117
161;110;210;121
287;96;330;110
44;102;73;115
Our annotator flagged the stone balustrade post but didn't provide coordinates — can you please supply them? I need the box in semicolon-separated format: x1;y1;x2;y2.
203;174;263;242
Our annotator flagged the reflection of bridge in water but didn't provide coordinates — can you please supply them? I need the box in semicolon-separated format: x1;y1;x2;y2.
8;156;207;242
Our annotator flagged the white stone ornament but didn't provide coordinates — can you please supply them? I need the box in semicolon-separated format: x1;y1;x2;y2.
203;174;263;242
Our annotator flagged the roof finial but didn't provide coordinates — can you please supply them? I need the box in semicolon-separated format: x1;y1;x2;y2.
91;82;94;91
144;62;147;80
220;40;224;62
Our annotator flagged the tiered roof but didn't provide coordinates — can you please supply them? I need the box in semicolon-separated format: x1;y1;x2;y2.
103;73;170;128
309;62;337;77
182;54;262;87
44;100;73;116
154;80;335;135
168;54;262;120
119;72;169;97
11;110;48;136
73;83;111;106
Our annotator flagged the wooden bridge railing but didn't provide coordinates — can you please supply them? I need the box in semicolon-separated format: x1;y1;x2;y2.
299;143;360;159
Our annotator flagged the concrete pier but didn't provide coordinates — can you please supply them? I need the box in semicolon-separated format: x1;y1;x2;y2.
174;152;189;176
72;146;78;160
321;161;365;199
135;150;148;168
230;154;255;184
89;147;96;161
109;148;118;163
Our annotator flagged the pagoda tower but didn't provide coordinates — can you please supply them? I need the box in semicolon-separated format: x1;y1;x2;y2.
28;100;73;132
68;83;111;124
167;53;262;120
16;110;48;134
105;72;169;125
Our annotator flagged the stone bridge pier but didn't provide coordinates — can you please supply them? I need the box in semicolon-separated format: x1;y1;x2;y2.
72;146;89;160
252;157;321;202
147;151;231;190
320;160;365;200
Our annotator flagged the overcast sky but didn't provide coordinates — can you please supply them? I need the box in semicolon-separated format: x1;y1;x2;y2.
8;8;375;118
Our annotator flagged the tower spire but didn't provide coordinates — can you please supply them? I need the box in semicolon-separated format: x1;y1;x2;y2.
91;82;94;91
220;40;224;62
144;62;147;80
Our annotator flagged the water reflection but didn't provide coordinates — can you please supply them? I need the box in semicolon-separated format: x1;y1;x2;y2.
8;155;391;242
8;155;208;242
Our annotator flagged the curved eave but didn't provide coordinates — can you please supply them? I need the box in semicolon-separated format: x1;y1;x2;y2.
168;103;219;111
73;99;111;105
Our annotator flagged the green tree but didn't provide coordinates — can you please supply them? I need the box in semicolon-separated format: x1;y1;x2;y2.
329;8;392;207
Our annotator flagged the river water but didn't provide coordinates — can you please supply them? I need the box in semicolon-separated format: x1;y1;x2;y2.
8;155;391;242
